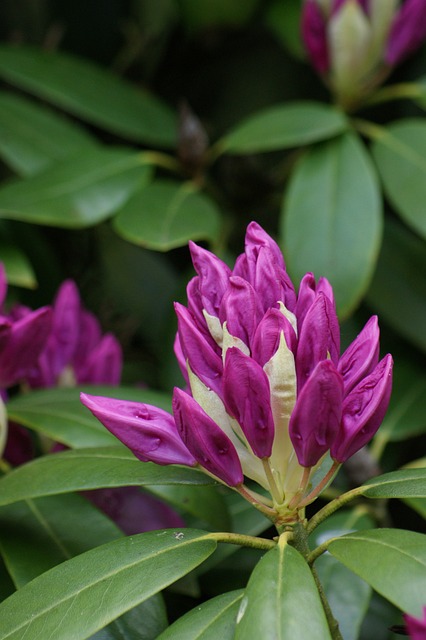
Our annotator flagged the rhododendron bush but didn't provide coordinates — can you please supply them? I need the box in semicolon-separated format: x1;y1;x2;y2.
0;2;425;639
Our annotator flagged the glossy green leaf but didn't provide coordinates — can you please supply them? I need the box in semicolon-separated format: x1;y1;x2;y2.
327;529;426;616
157;589;243;639
220;101;348;153
0;529;216;640
147;485;231;531
282;132;382;317
372;119;426;240
309;510;374;640
0;241;36;288
6;385;171;449
0;448;213;507
366;218;426;353
113;180;221;251
0;148;151;228
359;468;426;500
234;538;331;639
0;494;122;587
0;496;167;640
0;46;177;147
0;91;96;176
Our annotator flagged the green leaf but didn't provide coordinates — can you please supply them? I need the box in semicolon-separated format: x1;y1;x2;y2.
282;132;382;317
157;589;244;639
234;538;331;639
0;241;36;288
146;485;231;531
0;447;213;507
0;494;122;587
359;468;426;500
113;180;221;251
0;496;168;640
309;510;374;640
0;91;96;176
0;46;177;148
6;386;172;449
365;218;426;353
0;529;216;640
0;148;151;228
327;528;426;616
220;101;348;154
372;119;426;240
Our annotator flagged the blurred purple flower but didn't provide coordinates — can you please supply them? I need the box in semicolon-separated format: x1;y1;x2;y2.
0;264;52;389
301;0;426;108
81;223;392;520
405;607;426;639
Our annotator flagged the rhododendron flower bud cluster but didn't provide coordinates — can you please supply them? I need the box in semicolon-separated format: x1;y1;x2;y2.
82;222;392;524
301;0;426;108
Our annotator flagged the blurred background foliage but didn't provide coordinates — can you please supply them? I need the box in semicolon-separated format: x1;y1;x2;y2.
0;0;424;505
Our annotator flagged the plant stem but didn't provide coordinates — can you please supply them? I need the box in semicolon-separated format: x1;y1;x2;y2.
298;461;340;508
307;485;364;534
207;531;277;551
138;150;182;173
363;82;424;107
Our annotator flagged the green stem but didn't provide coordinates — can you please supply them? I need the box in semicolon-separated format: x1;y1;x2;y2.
307;485;364;534
298;461;340;509
363;82;424;107
138;150;182;173
207;531;277;551
351;118;389;142
292;523;343;640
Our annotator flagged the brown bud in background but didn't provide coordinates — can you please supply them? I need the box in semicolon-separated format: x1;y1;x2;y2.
177;100;209;176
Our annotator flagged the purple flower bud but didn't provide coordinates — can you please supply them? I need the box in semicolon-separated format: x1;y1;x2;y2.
81;393;196;467
189;242;231;317
404;607;426;640
219;276;262;348
301;0;330;74
331;354;393;462
0;307;52;388
386;0;426;66
338;315;379;394
77;334;122;385
289;360;344;467
172;387;243;486
296;292;340;390
174;302;223;396
252;308;297;367
223;347;275;459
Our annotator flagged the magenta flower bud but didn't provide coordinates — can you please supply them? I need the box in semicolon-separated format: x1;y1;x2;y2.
77;334;122;385
252;308;297;367
301;0;330;73
289;360;344;467
331;354;393;462
172;387;244;486
296;273;335;330
296;292;340;390
174;302;223;396
223;347;275;459
50;279;82;374
338;315;380;394
219;276;262;347
0;307;52;388
386;0;426;66
189;241;231;317
404;607;426;640
81;393;196;467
